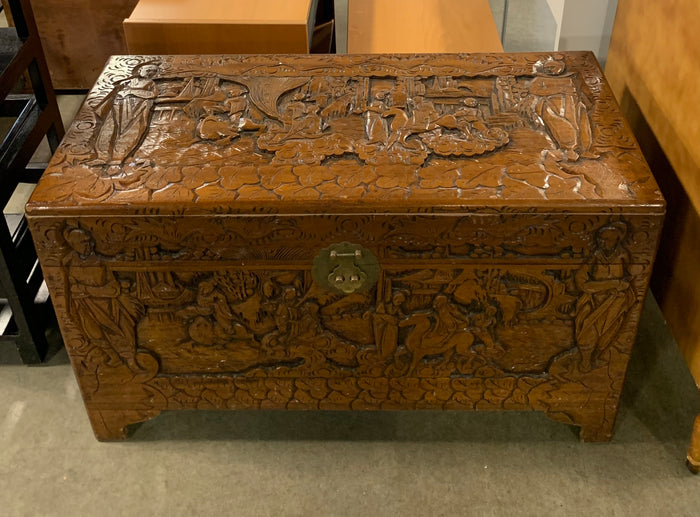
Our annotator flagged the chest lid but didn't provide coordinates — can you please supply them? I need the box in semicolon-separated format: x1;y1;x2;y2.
27;52;664;217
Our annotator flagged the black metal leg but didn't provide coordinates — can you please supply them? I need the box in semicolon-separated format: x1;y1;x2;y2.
0;0;64;363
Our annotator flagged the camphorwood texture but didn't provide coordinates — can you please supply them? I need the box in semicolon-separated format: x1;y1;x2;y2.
27;53;664;441
605;0;700;472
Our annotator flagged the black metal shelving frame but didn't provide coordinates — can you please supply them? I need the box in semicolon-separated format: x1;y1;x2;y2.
0;0;64;363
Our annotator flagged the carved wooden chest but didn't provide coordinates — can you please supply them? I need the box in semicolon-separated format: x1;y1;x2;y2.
27;53;664;441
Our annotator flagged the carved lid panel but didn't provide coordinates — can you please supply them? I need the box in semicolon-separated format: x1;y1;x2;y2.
27;52;664;216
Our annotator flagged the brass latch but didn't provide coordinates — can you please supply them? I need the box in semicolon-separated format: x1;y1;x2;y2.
312;242;380;294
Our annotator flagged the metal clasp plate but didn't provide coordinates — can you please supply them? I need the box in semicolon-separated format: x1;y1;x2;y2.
312;242;380;294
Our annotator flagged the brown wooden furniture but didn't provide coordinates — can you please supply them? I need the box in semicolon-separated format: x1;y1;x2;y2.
27;52;663;441
348;0;503;53
0;0;64;363
124;0;320;54
605;0;700;473
13;0;140;89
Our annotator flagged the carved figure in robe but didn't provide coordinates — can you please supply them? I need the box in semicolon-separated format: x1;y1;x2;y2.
275;287;303;337
260;287;306;350
62;228;143;368
194;84;263;144
436;98;489;136
183;83;227;120
364;90;389;144
383;97;439;151
574;222;635;371
266;93;326;145
372;290;407;359
94;63;159;168
521;59;594;161
401;295;473;374
195;115;239;144
187;279;253;345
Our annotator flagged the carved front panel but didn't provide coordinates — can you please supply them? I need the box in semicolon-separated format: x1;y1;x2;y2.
124;262;640;380
37;216;652;441
35;214;655;413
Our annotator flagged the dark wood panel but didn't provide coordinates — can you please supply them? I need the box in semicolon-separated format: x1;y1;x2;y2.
29;0;139;89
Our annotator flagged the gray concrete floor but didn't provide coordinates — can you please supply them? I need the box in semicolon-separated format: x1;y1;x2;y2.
1;295;699;516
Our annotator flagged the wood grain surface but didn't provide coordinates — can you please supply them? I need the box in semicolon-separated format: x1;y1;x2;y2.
27;53;663;441
27;0;139;89
348;0;503;53
605;0;700;471
123;0;316;54
348;0;503;54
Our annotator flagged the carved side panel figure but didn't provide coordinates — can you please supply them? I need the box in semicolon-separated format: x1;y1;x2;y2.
574;222;635;372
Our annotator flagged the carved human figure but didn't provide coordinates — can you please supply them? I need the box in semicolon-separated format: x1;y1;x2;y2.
457;98;490;136
574;222;635;372
468;304;503;355
445;271;504;354
282;93;309;124
198;280;240;332
372;290;407;359
183;82;227;119
415;97;441;127
185;279;254;346
194;114;238;144
266;93;325;144
62;228;142;367
401;295;472;374
94;63;159;168
433;294;470;333
192;83;263;144
521;59;594;161
364;90;389;144
271;287;303;341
